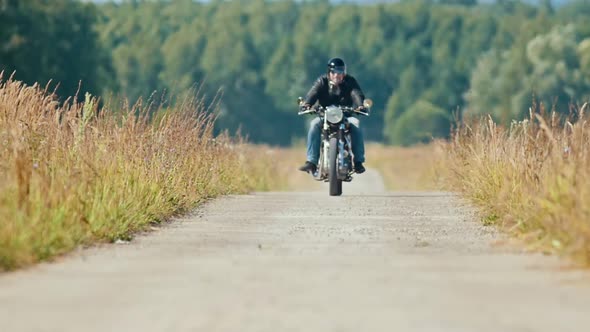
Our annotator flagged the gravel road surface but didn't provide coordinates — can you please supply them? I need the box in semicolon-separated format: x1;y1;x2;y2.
1;169;589;332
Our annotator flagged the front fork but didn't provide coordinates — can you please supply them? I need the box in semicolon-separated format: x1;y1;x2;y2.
321;117;330;172
321;118;352;177
339;123;354;174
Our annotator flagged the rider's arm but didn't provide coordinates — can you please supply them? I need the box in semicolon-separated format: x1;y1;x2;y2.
303;76;326;106
348;76;365;108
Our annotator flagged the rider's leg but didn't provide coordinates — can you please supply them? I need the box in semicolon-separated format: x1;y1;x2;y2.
348;117;365;163
306;117;322;165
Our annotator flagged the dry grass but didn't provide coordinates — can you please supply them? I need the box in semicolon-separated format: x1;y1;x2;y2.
0;75;283;271
365;143;440;190
438;102;590;266
255;143;441;192
241;145;321;191
246;143;441;192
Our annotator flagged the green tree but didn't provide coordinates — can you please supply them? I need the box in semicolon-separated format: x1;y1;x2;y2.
384;65;427;143
91;0;589;146
159;19;208;93
391;100;450;146
1;0;114;98
467;24;590;123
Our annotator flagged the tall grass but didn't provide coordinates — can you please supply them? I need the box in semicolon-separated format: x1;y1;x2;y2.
365;143;440;190
241;144;321;191
439;102;590;266
0;75;283;271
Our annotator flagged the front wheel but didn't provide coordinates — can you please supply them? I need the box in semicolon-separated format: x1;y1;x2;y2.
328;137;342;196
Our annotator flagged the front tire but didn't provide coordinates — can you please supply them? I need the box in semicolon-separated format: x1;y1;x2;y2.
328;137;342;196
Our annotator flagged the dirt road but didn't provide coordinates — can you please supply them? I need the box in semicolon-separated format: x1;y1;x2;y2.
1;169;589;332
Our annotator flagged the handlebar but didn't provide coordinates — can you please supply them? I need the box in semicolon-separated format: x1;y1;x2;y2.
297;105;369;116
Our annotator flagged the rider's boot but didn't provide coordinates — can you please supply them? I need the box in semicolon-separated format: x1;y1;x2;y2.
354;162;365;174
298;161;317;174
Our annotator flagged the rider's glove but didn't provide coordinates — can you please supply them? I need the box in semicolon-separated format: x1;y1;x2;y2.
300;104;311;112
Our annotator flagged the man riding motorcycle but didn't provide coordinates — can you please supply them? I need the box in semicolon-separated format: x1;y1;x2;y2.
298;57;367;174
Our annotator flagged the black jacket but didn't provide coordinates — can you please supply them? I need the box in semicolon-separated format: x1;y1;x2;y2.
303;74;365;108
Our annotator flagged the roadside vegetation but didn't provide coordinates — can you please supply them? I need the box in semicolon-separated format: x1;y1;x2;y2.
365;143;439;191
439;103;590;266
0;76;286;271
242;144;320;192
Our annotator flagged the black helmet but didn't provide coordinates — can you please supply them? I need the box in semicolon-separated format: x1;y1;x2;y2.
327;57;346;74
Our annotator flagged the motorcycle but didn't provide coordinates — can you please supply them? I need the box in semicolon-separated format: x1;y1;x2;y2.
297;97;373;196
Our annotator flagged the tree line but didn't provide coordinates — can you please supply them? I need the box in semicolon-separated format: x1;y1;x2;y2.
1;0;589;145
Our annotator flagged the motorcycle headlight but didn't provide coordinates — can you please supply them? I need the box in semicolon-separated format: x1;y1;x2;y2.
325;105;343;124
